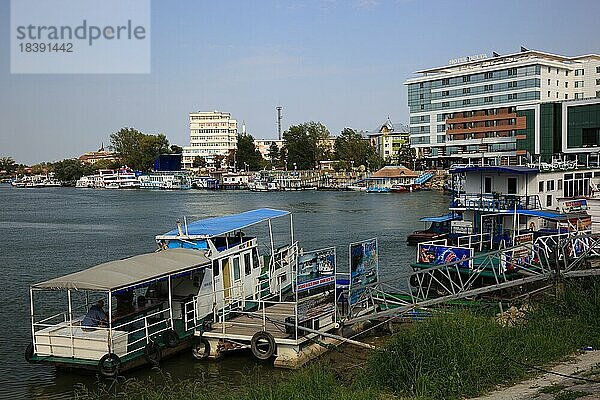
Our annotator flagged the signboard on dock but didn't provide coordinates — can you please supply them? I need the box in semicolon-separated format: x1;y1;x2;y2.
297;247;336;293
348;238;379;305
417;244;472;269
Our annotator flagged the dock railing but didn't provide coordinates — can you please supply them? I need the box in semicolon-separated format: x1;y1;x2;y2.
452;193;541;212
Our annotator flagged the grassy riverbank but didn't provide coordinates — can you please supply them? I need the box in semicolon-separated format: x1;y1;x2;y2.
75;279;600;400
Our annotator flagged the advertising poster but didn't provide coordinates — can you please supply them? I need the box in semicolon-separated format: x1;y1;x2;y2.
417;244;472;269
501;233;533;272
348;238;378;305
297;247;336;293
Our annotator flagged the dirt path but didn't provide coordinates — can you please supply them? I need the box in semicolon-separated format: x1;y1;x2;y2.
470;350;600;400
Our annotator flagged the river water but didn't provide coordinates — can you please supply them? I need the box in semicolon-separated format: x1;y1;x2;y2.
0;185;448;399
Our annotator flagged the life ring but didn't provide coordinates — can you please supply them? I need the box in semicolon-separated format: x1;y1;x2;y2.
162;329;180;348
98;353;121;378
250;331;276;360
144;341;162;366
528;221;536;231
25;343;34;363
192;337;211;360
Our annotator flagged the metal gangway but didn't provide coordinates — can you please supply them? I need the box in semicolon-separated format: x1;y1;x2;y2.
344;232;600;325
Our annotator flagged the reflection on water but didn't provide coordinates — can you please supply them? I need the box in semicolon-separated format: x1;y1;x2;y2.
0;185;449;399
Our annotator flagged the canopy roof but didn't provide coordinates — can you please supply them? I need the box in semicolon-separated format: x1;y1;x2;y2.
420;213;459;223
494;209;568;221
32;248;210;291
156;208;290;240
450;165;539;175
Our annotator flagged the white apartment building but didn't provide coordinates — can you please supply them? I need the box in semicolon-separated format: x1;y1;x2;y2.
182;111;238;169
405;49;600;167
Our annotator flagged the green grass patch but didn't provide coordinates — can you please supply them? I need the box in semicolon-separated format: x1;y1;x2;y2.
554;390;591;400
539;383;567;394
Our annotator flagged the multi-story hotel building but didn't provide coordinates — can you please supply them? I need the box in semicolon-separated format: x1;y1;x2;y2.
182;111;238;169
254;139;284;161
405;49;600;167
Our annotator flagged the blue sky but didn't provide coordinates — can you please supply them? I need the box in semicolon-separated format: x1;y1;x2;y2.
1;0;600;164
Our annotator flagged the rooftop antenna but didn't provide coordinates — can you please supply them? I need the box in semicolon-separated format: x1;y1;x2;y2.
276;106;283;140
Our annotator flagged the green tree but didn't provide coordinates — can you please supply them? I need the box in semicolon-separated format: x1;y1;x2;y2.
267;142;280;166
213;155;225;170
53;159;86;182
283;122;330;170
169;144;183;154
192;156;206;169
31;162;53;175
333;127;384;171
109;127;170;171
397;144;416;168
0;157;16;173
91;159;121;171
236;134;264;171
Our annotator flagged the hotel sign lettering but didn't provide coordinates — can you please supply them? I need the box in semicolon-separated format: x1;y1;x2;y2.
448;53;488;65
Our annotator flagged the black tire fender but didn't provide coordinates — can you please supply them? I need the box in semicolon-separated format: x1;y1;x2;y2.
25;343;34;364
162;329;180;348
192;337;210;360
98;353;121;378
250;331;276;360
144;341;162;366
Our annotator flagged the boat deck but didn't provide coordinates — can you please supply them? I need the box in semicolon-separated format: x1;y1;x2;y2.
204;302;303;343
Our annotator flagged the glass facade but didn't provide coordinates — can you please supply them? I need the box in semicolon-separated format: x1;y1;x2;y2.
566;103;600;149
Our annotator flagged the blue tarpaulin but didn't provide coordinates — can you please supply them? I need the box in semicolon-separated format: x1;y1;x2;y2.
156;208;290;239
420;213;457;223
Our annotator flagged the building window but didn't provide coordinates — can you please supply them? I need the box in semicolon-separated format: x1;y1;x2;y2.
420;104;425;110
565;94;568;99
558;179;563;191
556;80;559;86
509;81;518;88
597;66;600;73
420;93;424;99
508;68;517;76
547;79;551;85
596;78;600;85
566;82;569;88
442;101;449;107
546;194;552;207
566;70;569;76
484;84;493;91
484;96;493;103
419;82;424;88
420;115;425;121
539;181;544;192
597;91;600;98
463;99;470;105
575;69;584;76
547;91;551;97
442;90;449;96
484;72;493;79
463;75;471;83
575;81;584;88
548;67;551;73
508;93;517;100
463;87;471;94
547;180;555;191
575;93;584;99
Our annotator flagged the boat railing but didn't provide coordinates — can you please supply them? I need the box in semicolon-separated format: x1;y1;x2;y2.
32;305;172;360
216;299;298;340
457;232;492;252
452;193;541;211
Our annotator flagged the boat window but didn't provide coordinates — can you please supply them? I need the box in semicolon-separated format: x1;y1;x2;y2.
564;173;573;180
585;172;593;178
233;257;241;281
507;177;517;194
484;177;492;194
252;248;260;269
546;195;552;207
244;252;251;276
212;260;219;277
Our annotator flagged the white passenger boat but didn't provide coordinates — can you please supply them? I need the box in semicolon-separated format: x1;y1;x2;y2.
139;172;191;190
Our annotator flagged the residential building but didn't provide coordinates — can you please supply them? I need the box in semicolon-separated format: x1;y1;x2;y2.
254;139;284;161
405;49;600;167
367;118;410;163
78;144;119;165
182;111;238;169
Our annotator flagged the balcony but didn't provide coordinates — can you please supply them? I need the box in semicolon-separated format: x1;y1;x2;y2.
450;193;541;212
